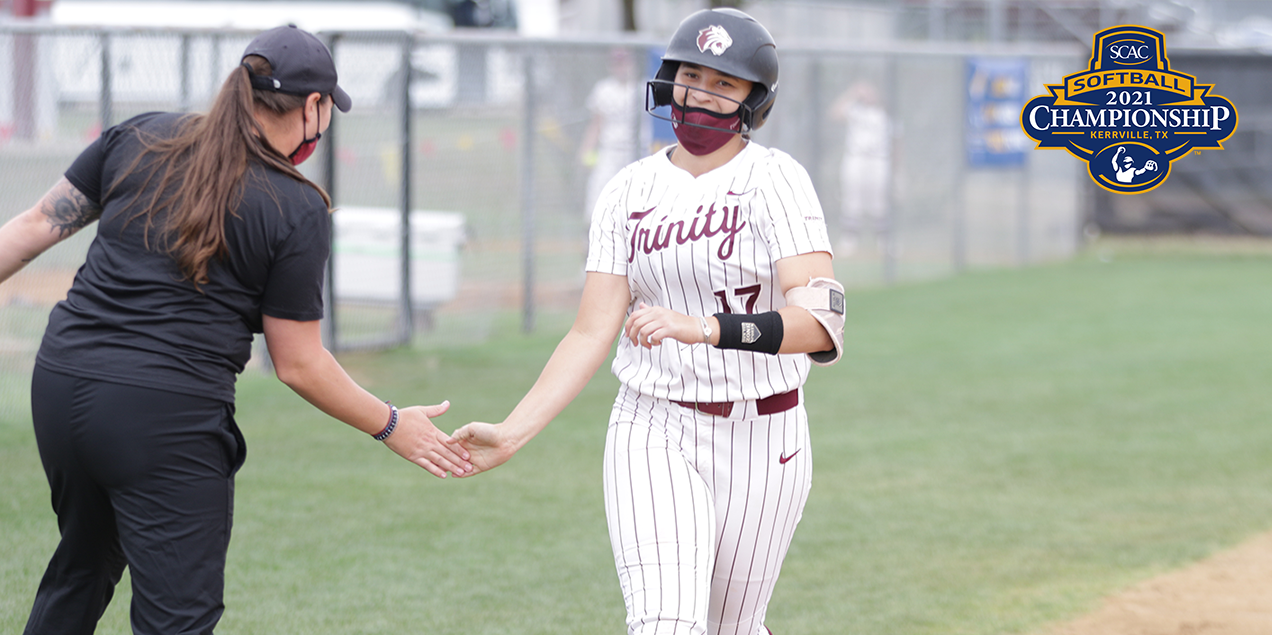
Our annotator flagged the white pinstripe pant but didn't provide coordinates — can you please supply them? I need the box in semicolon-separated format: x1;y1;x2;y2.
604;386;813;635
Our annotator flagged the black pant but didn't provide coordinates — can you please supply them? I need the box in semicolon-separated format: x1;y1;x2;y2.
24;365;246;635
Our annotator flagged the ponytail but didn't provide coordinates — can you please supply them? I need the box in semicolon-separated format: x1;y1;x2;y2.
114;55;332;288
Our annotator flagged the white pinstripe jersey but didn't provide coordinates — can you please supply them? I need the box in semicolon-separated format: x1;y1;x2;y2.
586;141;833;404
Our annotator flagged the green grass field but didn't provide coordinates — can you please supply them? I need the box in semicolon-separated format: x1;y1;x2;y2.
3;239;1272;634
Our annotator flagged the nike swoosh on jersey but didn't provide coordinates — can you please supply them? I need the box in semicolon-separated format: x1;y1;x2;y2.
779;449;801;465
726;188;756;196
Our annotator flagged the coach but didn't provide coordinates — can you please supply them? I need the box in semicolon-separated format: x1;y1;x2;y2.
0;25;470;634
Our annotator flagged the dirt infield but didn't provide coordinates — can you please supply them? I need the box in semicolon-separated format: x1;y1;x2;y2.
1041;531;1272;635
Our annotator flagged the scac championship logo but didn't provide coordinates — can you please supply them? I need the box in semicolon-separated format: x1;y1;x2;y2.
1021;25;1237;194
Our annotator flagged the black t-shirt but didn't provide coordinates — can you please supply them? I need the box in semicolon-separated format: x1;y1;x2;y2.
37;112;330;403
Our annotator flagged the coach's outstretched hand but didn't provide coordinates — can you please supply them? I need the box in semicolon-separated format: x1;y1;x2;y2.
449;422;518;476
384;402;474;478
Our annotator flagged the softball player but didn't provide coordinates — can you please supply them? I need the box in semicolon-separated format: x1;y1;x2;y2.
452;9;844;635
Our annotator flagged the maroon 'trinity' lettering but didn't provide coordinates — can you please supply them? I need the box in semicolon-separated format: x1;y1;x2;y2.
627;203;747;263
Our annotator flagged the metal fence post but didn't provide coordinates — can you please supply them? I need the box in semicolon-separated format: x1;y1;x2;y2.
13;29;36;139
179;33;191;113
99;32;113;129
883;55;899;285
521;51;537;334
322;33;340;352
398;32;414;343
211;34;223;102
952;172;968;272
953;55;968;274
1017;163;1031;266
807;58;823;204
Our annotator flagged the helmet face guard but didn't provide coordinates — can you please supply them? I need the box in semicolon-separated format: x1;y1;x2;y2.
648;8;778;132
645;79;756;134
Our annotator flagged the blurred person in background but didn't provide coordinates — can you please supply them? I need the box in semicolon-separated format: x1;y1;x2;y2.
0;24;470;635
830;79;893;255
579;46;642;222
451;9;845;635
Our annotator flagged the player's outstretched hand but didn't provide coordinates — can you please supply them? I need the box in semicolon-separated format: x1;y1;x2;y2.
449;422;518;477
383;401;473;479
625;302;701;348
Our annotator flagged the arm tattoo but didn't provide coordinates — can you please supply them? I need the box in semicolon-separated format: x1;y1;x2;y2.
41;183;103;238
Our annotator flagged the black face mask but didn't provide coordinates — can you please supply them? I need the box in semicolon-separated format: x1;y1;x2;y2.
288;105;321;165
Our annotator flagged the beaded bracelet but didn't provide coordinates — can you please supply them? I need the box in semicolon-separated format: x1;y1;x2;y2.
373;401;399;441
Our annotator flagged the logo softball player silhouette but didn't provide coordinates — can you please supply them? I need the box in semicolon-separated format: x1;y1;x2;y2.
1111;145;1158;183
452;8;844;634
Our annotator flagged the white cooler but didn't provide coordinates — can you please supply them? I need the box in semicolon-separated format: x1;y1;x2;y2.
331;206;466;309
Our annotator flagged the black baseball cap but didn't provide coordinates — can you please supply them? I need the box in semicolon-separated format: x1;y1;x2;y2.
242;24;352;112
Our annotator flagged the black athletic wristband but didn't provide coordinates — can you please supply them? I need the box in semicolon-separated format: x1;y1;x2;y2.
712;311;784;355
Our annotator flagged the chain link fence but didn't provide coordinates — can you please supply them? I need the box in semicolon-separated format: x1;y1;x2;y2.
0;24;1085;421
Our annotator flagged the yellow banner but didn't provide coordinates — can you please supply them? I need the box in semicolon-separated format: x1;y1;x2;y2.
1065;70;1193;99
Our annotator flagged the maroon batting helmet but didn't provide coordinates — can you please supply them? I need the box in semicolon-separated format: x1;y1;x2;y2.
648;8;779;132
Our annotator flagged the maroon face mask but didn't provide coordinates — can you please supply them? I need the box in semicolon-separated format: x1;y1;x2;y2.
670;101;742;156
288;108;321;165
